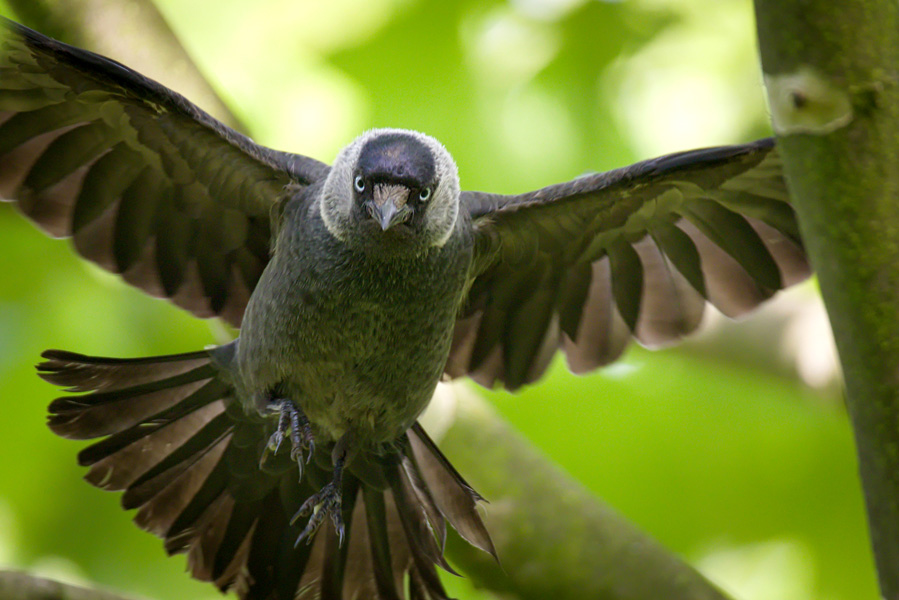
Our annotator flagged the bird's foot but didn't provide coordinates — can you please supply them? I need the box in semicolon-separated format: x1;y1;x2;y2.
292;480;344;546
260;398;315;480
291;434;351;547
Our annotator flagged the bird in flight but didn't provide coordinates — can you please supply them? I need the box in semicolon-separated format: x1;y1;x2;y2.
0;17;809;600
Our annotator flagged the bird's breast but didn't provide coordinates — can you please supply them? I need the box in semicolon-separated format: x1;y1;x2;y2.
236;226;472;444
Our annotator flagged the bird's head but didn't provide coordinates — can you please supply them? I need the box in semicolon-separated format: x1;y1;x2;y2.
320;129;460;253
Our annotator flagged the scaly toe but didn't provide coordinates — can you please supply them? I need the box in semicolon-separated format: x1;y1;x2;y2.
259;399;317;478
291;483;344;546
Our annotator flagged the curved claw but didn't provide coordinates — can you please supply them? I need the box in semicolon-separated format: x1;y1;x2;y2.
292;482;345;546
259;398;316;480
306;438;315;464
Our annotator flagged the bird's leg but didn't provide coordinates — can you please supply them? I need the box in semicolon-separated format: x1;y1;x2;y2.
292;432;353;547
260;397;315;479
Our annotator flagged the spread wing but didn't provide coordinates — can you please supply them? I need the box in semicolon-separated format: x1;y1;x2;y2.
0;18;330;326
450;138;810;390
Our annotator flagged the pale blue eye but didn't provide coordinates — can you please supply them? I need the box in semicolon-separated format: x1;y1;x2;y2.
354;175;365;193
419;187;431;201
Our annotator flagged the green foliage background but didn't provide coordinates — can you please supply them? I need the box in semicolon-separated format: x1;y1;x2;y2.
0;0;877;598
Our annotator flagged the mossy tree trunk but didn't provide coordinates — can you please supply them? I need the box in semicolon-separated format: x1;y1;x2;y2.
753;2;899;597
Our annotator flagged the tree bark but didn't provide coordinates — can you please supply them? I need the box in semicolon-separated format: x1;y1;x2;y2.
753;2;899;597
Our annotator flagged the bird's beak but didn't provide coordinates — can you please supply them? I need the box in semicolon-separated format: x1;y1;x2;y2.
366;184;413;231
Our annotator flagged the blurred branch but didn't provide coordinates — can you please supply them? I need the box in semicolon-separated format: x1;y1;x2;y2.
0;570;140;600
4;0;245;130
753;2;899;597
681;287;842;395
437;387;735;600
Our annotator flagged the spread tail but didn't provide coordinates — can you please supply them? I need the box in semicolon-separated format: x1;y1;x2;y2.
39;349;494;599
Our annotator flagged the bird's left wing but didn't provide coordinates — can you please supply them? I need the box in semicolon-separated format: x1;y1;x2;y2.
450;138;810;390
0;18;330;326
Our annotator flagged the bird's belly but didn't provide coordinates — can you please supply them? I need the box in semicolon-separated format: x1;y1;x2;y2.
285;308;450;444
237;265;462;445
288;361;433;445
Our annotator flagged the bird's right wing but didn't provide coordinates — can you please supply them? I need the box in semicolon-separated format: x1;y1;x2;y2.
0;18;330;326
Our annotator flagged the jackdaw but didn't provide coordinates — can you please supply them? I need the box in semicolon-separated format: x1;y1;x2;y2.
0;17;810;600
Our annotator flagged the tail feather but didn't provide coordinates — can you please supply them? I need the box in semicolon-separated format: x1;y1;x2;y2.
320;503;354;599
186;492;238;581
78;400;225;470
47;377;210;439
410;567;441;600
409;424;496;559
165;454;233;545
296;521;332;598
39;348;495;599
362;486;403;600
134;434;230;538
73;379;229;464
401;455;448;552
209;496;261;581
39;349;212;392
212;513;255;590
85;407;230;493
122;425;228;511
42;351;221;440
237;492;292;599
387;465;456;578
110;409;232;492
